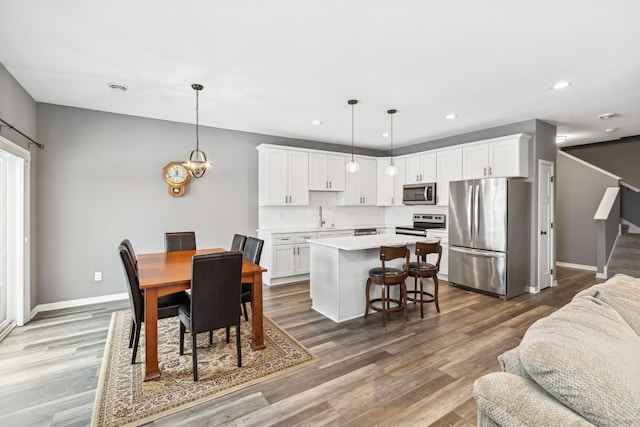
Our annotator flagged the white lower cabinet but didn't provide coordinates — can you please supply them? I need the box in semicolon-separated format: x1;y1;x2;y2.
317;230;354;238
258;231;316;285
426;231;448;277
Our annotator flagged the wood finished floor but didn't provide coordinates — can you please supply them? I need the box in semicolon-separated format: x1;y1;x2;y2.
0;267;603;427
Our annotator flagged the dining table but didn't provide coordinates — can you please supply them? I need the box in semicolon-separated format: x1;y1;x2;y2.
137;248;267;381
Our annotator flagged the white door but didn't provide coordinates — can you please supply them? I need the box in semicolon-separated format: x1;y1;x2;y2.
296;244;311;274
327;154;346;191
308;153;328;191
0;156;6;331
538;160;554;290
272;244;296;278
287;151;309;205
462;144;488;179
436;147;463;206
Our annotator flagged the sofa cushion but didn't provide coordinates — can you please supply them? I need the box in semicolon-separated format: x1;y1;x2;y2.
573;273;640;335
473;372;595;427
497;346;532;381
519;296;640;426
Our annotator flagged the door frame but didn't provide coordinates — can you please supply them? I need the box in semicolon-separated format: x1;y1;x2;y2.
537;159;556;290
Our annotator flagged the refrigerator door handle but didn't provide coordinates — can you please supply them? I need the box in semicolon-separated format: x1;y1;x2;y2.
474;184;480;246
467;184;474;246
450;246;506;258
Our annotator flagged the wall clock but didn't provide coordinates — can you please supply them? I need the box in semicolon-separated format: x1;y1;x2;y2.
162;161;191;197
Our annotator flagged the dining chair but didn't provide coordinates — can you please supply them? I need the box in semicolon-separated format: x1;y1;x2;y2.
406;240;442;318
165;231;196;252
118;242;189;364
241;237;264;321
178;251;243;381
121;238;138;270
364;244;410;327
231;234;247;251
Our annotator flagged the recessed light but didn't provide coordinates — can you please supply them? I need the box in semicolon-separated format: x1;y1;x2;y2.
555;136;567;144
605;128;618;133
311;120;322;126
597;113;616;120
445;114;457;120
107;82;128;92
552;81;571;90
382;132;390;137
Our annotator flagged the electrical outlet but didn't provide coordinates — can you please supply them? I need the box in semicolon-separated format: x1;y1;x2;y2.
94;272;102;281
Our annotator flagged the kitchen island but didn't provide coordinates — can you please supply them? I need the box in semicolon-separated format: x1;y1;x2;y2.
308;234;438;322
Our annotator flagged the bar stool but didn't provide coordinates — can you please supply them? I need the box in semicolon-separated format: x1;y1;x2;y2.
364;245;410;327
406;240;442;318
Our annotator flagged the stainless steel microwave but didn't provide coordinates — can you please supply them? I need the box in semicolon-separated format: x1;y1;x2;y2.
402;183;436;205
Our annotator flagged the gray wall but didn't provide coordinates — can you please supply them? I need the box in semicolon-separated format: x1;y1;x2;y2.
556;152;619;267
35;104;326;304
564;136;640;188
0;63;39;307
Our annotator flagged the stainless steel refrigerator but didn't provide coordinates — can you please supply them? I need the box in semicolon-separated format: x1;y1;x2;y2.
448;177;530;299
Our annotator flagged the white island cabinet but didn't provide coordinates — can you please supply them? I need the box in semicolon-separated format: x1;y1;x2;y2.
308;234;438;323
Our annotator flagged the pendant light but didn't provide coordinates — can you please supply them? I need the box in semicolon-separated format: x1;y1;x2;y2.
386;109;398;176
183;83;212;178
346;99;360;173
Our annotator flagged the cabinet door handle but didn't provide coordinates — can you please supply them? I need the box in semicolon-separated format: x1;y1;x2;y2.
326;181;329;189
292;247;296;255
420;174;423;181
297;246;300;255
488;166;492;176
329;181;332;189
416;174;419;182
391;197;394;204
483;167;487;176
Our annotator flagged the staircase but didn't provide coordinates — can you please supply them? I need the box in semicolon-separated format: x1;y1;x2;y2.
607;232;640;278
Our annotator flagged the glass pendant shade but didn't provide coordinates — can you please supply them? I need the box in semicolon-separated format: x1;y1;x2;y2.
386;109;398;176
346;99;360;173
183;83;211;179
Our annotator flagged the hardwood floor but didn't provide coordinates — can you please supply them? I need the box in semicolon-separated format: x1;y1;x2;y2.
0;267;603;427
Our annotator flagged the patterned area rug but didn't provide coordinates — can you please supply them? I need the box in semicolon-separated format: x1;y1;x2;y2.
92;310;317;427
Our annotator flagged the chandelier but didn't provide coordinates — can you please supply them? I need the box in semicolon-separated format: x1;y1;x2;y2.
183;83;211;178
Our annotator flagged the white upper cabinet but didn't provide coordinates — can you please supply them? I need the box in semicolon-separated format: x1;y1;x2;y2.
462;133;531;180
436;147;462;206
405;152;437;184
309;152;346;191
338;156;377;206
377;157;406;206
258;146;309;206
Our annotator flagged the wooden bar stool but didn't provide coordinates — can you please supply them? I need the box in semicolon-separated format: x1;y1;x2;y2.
364;245;410;327
406;240;442;318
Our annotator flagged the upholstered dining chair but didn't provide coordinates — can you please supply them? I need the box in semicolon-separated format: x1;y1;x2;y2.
364;244;410;327
240;237;264;321
121;238;138;270
231;234;247;251
118;242;189;364
406;240;442;318
178;251;243;381
164;231;196;252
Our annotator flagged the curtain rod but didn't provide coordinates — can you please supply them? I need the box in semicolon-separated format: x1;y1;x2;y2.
0;117;44;149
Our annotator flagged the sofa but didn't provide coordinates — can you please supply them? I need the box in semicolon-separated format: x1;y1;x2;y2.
473;274;640;426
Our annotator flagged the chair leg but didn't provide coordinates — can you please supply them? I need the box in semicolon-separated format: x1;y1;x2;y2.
129;320;135;348
242;301;249;321
192;332;198;381
401;281;409;322
364;278;372;318
236;323;242;367
179;322;185;356
419;277;425;318
381;285;387;328
209;330;213;345
131;321;141;364
433;275;440;313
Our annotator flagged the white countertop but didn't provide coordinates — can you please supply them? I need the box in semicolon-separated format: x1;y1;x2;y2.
308;234;439;251
257;224;390;234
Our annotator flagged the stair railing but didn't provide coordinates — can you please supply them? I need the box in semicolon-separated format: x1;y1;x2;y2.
594;187;621;278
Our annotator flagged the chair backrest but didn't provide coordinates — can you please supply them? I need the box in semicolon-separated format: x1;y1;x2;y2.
231;234;247;251
380;244;410;283
121;238;138;269
118;243;144;323
415;240;442;270
243;237;264;264
165;231;196;252
189;251;243;334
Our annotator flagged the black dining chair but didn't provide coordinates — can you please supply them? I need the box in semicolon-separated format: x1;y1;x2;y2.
121;238;138;270
231;234;247;251
241;237;264;321
118;242;189;364
178;251;243;381
165;231;196;252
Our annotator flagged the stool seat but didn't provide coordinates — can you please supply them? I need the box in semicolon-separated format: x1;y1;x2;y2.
364;245;410;327
407;262;437;274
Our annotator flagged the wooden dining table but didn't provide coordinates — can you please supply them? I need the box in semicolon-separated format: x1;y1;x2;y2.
137;248;267;381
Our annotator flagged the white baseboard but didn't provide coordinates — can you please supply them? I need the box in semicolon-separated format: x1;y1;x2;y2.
556;262;597;272
31;292;128;319
527;286;539;294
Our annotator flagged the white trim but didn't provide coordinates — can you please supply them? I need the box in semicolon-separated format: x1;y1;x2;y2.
527;286;539;294
557;151;621;181
0;136;30;161
593;187;620;220
556;261;597;271
30;292;128;319
620;181;640;193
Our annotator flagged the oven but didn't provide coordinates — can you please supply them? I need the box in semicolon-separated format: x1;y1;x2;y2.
395;213;446;236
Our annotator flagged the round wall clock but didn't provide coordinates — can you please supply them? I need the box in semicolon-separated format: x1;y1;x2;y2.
162;161;191;197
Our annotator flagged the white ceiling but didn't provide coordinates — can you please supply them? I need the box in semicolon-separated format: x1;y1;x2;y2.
1;0;639;150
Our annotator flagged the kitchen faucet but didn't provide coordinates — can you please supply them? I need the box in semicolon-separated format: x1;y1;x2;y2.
319;206;325;228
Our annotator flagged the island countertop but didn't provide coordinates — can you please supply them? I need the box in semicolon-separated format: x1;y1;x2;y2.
307;233;438;251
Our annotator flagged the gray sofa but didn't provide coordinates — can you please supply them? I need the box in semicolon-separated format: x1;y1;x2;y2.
473;274;640;426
